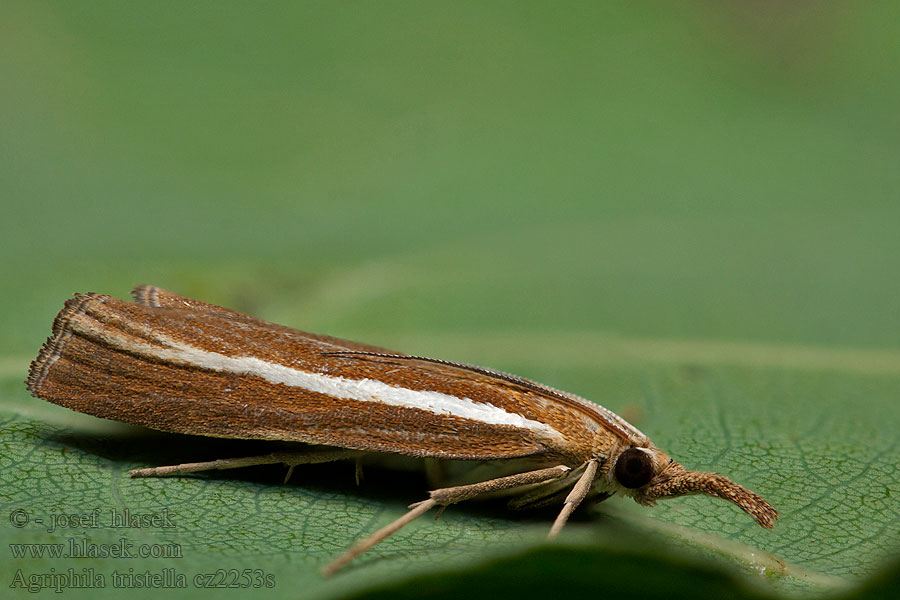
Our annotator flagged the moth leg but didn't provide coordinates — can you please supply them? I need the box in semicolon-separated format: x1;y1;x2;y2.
281;450;361;484
517;489;611;512
321;465;571;577
129;448;360;481
548;459;599;539
354;459;365;486
506;469;583;510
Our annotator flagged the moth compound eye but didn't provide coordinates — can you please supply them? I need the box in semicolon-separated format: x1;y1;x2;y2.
614;448;655;489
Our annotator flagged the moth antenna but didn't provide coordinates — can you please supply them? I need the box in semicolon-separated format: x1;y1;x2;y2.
637;463;778;529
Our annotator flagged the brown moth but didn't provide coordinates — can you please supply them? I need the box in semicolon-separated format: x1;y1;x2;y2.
26;286;778;575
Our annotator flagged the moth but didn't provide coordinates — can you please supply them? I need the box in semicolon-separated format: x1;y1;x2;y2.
26;286;778;575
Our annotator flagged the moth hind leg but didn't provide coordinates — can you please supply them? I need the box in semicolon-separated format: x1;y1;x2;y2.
129;447;360;483
321;465;572;577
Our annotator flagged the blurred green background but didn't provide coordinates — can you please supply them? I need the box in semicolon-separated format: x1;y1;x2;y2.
2;2;899;599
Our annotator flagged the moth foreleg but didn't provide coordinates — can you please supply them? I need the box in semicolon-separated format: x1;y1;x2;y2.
548;459;599;539
321;464;571;577
129;448;360;482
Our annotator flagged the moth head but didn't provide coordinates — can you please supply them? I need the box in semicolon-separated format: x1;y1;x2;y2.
609;446;778;529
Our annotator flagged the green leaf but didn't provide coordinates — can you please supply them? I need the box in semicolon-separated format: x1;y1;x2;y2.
2;1;899;598
3;349;898;599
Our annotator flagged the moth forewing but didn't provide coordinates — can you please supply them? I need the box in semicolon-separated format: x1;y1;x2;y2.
27;292;581;460
26;286;778;576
